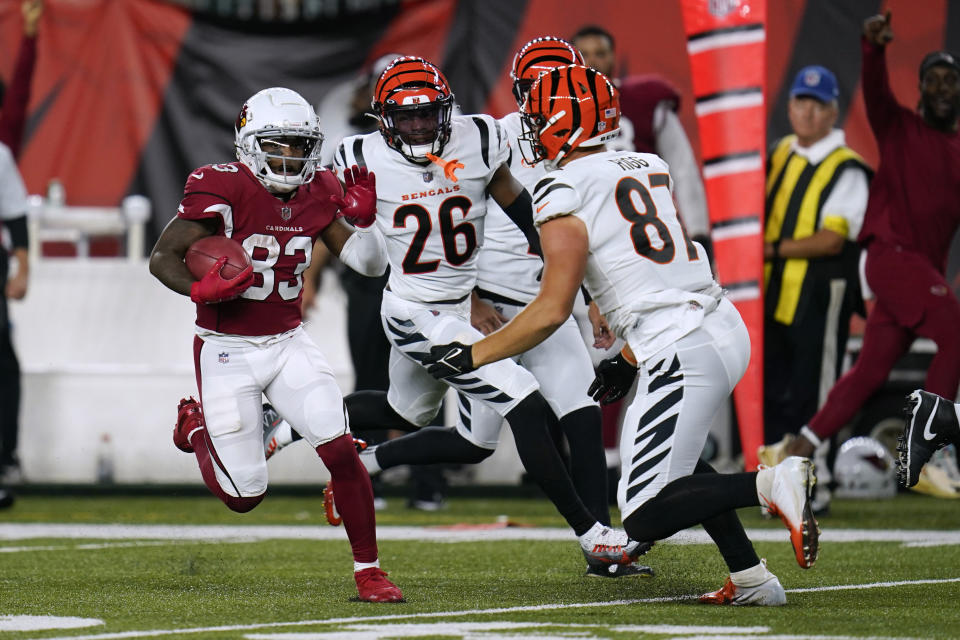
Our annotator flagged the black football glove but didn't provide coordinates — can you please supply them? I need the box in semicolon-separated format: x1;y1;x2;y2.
588;353;639;405
424;341;476;378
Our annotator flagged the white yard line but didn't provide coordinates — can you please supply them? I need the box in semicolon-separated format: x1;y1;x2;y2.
3;524;960;546
21;577;953;640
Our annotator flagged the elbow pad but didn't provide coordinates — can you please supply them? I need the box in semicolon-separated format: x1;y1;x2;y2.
338;226;387;277
502;189;542;257
5;215;27;249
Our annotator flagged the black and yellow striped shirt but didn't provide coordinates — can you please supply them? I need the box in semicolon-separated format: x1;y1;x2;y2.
764;135;871;325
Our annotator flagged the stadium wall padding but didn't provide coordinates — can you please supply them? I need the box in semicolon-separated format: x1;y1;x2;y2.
4;0;955;241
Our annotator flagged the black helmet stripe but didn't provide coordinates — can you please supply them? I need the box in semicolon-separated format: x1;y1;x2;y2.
565;67;582;135
523;52;578;71
376;57;445;105
585;67;601;137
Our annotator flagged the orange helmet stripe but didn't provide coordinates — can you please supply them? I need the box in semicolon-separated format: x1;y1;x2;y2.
374;56;451;107
511;36;584;82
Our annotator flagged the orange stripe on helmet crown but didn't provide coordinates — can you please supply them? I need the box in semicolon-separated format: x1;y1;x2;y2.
511;36;584;82
374;56;451;107
525;64;620;161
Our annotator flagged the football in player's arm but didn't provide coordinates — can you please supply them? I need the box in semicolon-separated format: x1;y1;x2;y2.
151;163;384;304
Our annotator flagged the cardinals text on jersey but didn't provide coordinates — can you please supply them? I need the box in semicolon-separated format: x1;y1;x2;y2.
532;150;720;361
335;114;509;303
178;162;342;336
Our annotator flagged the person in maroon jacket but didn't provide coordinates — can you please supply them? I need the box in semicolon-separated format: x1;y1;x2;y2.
768;11;960;465
149;87;403;603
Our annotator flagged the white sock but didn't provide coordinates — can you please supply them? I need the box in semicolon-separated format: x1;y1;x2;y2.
800;425;822;448
275;421;294;447
354;560;380;572
730;560;772;587
359;447;381;474
756;465;775;506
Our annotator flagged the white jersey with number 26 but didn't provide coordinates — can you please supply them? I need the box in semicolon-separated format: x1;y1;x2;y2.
532;150;722;362
335;115;509;304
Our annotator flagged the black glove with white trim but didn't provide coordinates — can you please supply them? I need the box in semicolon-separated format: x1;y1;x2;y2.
424;341;476;379
588;353;638;405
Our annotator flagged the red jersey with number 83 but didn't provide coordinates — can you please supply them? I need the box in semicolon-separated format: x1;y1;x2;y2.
177;162;341;336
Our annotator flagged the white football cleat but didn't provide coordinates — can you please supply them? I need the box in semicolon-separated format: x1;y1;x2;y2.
760;456;820;569
578;523;638;565
700;573;786;606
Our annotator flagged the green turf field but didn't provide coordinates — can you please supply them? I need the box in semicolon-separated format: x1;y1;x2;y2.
2;492;960;639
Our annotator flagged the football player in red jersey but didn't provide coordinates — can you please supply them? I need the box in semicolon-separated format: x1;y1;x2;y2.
149;87;402;603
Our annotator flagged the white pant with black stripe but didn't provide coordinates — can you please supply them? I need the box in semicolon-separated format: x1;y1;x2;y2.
456;298;597;449
618;298;750;519
381;289;539;427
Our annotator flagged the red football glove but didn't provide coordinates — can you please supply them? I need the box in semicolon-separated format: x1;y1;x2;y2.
330;164;377;228
190;256;255;304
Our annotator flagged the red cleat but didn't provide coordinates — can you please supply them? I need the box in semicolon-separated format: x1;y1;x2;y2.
323;481;341;526
699;577;737;604
174;397;205;453
354;567;404;603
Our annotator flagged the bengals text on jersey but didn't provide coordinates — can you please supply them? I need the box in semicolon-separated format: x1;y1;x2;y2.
334;114;509;304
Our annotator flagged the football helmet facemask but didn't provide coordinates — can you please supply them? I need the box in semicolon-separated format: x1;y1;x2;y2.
235;87;323;194
510;36;584;107
372;56;454;164
519;64;620;169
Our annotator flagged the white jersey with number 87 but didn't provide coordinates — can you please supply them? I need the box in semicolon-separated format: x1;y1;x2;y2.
533;150;720;361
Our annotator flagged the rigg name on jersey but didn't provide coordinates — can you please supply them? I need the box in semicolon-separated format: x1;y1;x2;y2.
608;156;651;171
401;185;461;202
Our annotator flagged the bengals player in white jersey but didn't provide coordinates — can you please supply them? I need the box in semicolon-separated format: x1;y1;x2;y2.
473;37;650;578
424;65;822;605
326;56;643;567
149;87;402;603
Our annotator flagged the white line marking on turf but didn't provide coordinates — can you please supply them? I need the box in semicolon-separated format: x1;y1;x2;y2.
785;576;960;593
4;524;960;547
0;616;103;632
246;622;778;640
22;577;959;640
0;539;252;553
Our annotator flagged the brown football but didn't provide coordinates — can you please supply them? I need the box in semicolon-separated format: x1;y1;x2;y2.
185;235;252;280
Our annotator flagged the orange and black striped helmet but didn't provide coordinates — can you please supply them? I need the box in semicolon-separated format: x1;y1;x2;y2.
372;56;455;163
510;36;584;107
519;64;620;166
